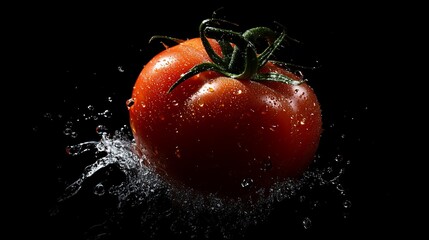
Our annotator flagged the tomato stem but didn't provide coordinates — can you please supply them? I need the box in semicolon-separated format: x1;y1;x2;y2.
163;18;305;93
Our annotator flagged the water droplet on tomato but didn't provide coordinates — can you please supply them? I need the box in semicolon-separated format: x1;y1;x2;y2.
269;124;279;132
234;89;242;95
126;98;135;109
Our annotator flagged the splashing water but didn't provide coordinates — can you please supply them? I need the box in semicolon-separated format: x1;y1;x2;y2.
48;102;354;239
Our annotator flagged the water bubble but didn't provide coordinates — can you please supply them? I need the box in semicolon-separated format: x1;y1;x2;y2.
118;66;125;72
101;110;112;118
64;121;73;128
63;127;73;136
302;217;312;229
126;98;135;109
241;178;254;188
43;112;53;120
94;183;105;196
96;125;108;135
334;154;344;162
70;131;78;138
343;199;352;209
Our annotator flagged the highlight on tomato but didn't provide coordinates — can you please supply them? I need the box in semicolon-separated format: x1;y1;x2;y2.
127;18;322;200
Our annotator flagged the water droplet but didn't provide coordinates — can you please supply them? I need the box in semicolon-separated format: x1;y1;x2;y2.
65;121;73;128
96;125;108;135
70;131;78;138
94;183;105;196
241;178;254;188
63;128;74;136
261;158;272;171
175;146;181;158
302;217;312;229
334;154;343;162
343;200;352;209
87;105;95;111
294;70;304;78
126;98;135;109
43;112;54;120
118;66;125;72
101;110;112;118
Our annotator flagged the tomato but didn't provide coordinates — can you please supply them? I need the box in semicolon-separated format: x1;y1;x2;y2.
128;18;322;199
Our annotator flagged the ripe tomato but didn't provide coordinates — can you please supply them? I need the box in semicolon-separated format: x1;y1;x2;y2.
128;19;322;199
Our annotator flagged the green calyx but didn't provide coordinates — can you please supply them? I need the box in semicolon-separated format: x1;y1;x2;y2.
150;18;305;93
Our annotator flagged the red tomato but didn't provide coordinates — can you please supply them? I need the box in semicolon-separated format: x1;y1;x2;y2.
128;19;322;199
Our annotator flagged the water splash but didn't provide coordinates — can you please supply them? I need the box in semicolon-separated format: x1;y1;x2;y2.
52;127;351;239
49;103;358;239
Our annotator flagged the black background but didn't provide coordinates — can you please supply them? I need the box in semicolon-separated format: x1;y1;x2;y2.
15;1;422;239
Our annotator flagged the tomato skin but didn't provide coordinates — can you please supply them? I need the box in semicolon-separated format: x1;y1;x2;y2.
129;37;322;198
